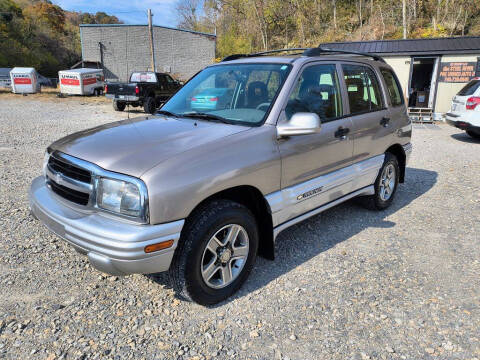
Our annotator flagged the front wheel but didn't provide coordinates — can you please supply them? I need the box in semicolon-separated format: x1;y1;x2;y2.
168;200;258;305
359;152;400;211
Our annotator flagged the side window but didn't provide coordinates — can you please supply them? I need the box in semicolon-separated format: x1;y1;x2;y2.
158;74;167;84
381;68;403;106
165;75;174;83
343;64;383;114
285;64;343;122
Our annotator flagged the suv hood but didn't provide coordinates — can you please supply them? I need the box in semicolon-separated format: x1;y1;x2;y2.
50;116;249;178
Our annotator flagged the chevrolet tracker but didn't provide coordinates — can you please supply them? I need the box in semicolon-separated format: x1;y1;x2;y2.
29;47;412;305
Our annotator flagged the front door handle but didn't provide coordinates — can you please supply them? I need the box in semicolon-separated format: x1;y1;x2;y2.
380;117;390;127
335;127;350;140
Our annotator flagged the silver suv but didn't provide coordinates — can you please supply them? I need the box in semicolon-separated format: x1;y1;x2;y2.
29;48;412;305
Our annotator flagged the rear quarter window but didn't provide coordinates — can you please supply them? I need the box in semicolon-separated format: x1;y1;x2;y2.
458;80;480;96
381;68;404;106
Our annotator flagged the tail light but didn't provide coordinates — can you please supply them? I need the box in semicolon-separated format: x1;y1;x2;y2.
135;85;139;95
466;96;480;110
104;85;108;94
209;97;218;102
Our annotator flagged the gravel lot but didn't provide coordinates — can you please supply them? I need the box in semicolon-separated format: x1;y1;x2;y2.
1;92;479;360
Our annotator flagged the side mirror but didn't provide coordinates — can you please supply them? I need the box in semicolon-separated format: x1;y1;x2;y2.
277;112;321;138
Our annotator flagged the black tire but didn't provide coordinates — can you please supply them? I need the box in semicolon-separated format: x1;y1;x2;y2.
143;97;156;114
113;101;126;112
168;200;259;306
358;152;400;211
466;130;480;140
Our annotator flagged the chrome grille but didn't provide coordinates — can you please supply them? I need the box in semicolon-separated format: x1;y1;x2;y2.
46;153;93;206
48;179;90;205
48;156;91;183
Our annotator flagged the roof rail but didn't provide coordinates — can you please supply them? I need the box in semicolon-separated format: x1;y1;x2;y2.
221;46;386;63
304;46;386;63
221;48;308;62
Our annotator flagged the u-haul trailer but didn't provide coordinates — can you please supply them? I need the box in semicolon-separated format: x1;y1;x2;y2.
10;67;39;94
59;68;105;96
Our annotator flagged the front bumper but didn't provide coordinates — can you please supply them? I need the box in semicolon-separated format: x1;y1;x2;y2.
29;176;184;276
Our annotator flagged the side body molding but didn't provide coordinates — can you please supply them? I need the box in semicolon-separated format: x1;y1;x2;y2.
266;154;385;239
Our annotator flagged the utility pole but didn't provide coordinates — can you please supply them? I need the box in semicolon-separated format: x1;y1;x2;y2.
402;0;407;39
148;9;156;72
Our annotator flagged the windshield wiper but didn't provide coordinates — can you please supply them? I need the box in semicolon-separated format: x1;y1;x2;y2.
181;112;232;124
157;110;179;117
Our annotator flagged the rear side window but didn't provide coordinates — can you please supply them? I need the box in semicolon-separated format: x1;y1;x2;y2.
381;68;403;106
342;64;383;114
458;80;480;96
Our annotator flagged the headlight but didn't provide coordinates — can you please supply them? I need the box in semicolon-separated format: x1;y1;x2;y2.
42;151;50;177
97;178;145;219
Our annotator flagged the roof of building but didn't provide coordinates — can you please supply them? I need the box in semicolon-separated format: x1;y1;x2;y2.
79;23;216;38
320;36;480;56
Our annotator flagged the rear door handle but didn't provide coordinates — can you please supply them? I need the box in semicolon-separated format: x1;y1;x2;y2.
335;127;350;140
380;117;390;127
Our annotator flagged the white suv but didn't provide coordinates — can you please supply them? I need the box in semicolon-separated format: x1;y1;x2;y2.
446;78;480;139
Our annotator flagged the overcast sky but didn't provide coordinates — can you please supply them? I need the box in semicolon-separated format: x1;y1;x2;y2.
54;0;178;27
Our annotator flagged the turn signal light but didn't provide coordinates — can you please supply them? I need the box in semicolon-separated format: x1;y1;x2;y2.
466;96;480;110
144;240;174;253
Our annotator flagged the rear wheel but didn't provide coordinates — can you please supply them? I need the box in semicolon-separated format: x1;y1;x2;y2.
143;97;156;114
359;152;400;211
168;200;258;305
113;101;126;112
466;130;480;140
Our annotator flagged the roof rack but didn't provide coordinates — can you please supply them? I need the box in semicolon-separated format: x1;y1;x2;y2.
303;46;386;63
221;46;386;63
221;48;308;62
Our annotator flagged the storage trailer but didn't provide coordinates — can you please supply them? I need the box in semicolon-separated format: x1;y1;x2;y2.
10;67;39;94
59;68;105;96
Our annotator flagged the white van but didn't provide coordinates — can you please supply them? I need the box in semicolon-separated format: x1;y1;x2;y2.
10;67;39;94
59;68;105;96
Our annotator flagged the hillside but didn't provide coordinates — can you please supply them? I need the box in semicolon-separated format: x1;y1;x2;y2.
176;0;480;59
0;0;121;77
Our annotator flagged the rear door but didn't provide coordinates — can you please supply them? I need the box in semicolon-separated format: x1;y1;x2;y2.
156;73;170;100
341;63;392;161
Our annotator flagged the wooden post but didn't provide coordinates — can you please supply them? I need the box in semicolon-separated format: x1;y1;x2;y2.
148;9;156;72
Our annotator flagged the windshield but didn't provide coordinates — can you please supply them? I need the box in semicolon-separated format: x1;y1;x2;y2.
161;63;292;126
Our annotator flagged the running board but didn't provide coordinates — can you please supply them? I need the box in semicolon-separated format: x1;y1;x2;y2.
273;185;374;240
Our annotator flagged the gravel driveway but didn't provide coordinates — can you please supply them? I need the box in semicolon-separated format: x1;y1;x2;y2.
1;93;479;360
